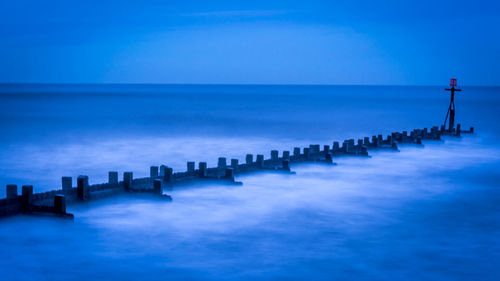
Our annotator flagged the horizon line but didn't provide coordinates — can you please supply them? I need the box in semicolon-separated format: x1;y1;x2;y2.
0;82;498;87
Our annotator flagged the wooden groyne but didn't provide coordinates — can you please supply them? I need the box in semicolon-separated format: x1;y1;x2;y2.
0;125;473;219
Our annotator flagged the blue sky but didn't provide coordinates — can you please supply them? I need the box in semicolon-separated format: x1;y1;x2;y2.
1;0;499;85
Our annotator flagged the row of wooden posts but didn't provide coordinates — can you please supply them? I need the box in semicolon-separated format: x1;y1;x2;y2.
0;124;473;219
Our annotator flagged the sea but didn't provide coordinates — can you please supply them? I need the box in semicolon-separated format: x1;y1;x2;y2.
0;84;499;280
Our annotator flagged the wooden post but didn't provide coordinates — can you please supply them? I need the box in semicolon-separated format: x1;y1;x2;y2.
123;172;133;191
283;151;290;159
392;141;398;150
225;168;234;181
187;162;195;172
271;150;278;160
333;142;340;151
231;159;238;173
246;154;253;165
160;165;168;176
62;177;72;194
164;168;173;183
325;153;333;163
150;166;159;177
77;176;89;200
293;147;300;156
199;162;207;177
6;184;17;199
313;145;320;152
153;179;162;195
218;157;227;169
342;141;349;153
53;195;66;214
303;147;310;159
108;171;118;184
256;155;264;168
21;185;33;211
282;160;290;171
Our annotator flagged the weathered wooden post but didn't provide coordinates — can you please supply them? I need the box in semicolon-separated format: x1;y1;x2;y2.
430;127;437;139
246;154;253;165
314;145;321;152
391;132;397;142
323;145;330;153
187;162;195;172
271;150;279;160
391;141;398;150
123;172;133;191
325;153;333;163
256;154;264;168
77;176;89;200
6;184;17;199
456;123;461;136
153;179;162;195
293;147;301;156
333;142;340;151
357;139;363;147
21;185;33;211
231;159;238;172
282;160;290;171
53;195;66;214
364;137;370;146
225;168;234;181
164;168;173;183
218;157;227;169
160;165;169;177
470;126;474;133
150;166;159;177
342;141;349;153
108;171;118;184
283;151;290;159
199;162;207;177
303;147;310;159
62;177;72;194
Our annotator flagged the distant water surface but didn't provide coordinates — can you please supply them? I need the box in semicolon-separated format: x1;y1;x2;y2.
0;84;499;280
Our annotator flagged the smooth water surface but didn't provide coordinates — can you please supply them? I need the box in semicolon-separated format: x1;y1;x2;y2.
0;85;499;280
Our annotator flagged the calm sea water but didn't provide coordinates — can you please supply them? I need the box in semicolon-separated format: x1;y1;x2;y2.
0;84;499;280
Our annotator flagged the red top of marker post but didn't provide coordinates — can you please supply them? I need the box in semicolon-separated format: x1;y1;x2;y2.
449;78;457;87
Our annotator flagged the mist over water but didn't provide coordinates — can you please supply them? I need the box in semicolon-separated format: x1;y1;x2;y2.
0;85;499;280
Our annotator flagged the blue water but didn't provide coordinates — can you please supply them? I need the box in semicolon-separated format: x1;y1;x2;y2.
0;84;499;280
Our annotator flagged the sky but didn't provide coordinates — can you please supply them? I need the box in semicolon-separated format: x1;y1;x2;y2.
0;0;499;85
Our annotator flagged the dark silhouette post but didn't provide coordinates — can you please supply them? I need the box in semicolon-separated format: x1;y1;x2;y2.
444;78;461;132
